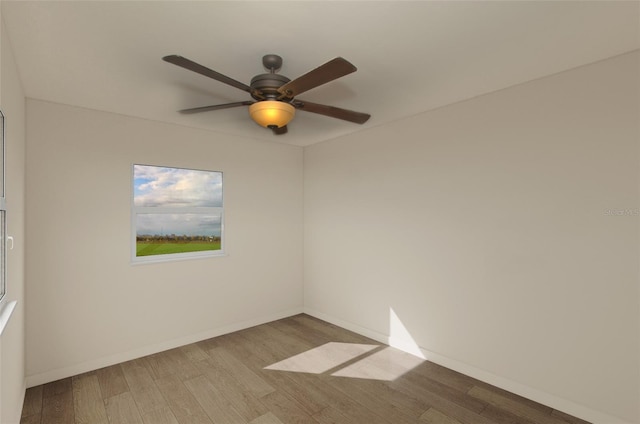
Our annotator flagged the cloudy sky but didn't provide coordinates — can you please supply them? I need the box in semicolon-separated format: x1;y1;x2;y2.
134;165;222;207
134;165;222;236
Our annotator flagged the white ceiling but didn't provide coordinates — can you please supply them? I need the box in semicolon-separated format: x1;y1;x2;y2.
2;1;638;147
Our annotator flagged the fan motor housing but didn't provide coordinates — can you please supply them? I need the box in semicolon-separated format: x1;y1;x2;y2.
250;73;291;100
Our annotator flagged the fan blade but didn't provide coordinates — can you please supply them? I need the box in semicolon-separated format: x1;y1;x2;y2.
179;101;254;114
163;55;252;93
277;57;357;98
272;125;288;135
293;100;370;124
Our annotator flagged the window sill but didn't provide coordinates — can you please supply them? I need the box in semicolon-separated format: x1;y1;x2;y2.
131;251;228;265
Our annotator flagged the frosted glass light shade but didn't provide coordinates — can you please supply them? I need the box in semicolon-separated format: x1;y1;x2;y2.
249;101;295;128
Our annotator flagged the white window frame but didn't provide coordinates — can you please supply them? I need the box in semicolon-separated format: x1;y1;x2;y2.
0;109;6;303
131;164;225;264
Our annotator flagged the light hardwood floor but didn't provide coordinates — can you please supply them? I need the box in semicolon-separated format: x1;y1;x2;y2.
20;314;590;424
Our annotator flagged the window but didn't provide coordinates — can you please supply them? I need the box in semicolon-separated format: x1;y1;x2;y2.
0;110;6;301
132;164;223;263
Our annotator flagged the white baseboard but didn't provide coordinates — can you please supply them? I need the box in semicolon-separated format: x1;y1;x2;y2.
303;307;633;424
26;306;304;388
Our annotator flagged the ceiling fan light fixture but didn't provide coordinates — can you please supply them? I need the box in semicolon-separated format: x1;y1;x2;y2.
164;54;370;134
249;100;295;129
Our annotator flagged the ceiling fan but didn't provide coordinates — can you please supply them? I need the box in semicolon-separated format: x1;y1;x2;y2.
163;54;371;135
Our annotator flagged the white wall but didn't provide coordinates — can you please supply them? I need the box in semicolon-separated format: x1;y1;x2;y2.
304;51;639;424
0;14;27;424
25;100;304;385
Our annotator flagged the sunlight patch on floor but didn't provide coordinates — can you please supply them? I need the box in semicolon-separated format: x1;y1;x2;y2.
264;342;425;381
330;346;425;381
264;342;379;374
264;311;427;381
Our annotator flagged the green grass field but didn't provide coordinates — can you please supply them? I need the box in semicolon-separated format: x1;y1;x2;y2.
136;241;221;257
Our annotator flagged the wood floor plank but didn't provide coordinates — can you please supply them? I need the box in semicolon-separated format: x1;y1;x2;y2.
263;369;331;416
141;348;201;381
388;373;496;424
72;373;109;424
312;405;365;424
267;317;335;347
43;378;72;398
262;366;329;415
268;315;362;346
468;386;570;424
312;404;394;424
104;392;144;424
154;374;213;424
341;374;430;418
473;381;554;415
304;377;396;424
71;373;101;403
21;385;43;418
180;342;209;362
250;411;286;424
246;321;316;360
140;406;180;424
259;390;317;424
223;330;286;370
96;365;129;399
411;361;478;393
192;357;270;422
183;375;248;424
19;413;42;424
196;331;233;352
550;409;592;424
165;347;203;379
207;346;275;397
290;314;377;345
140;351;176;380
120;361;168;414
395;367;488;414
323;375;421;424
41;390;75;424
420;408;463;424
477;404;539;424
